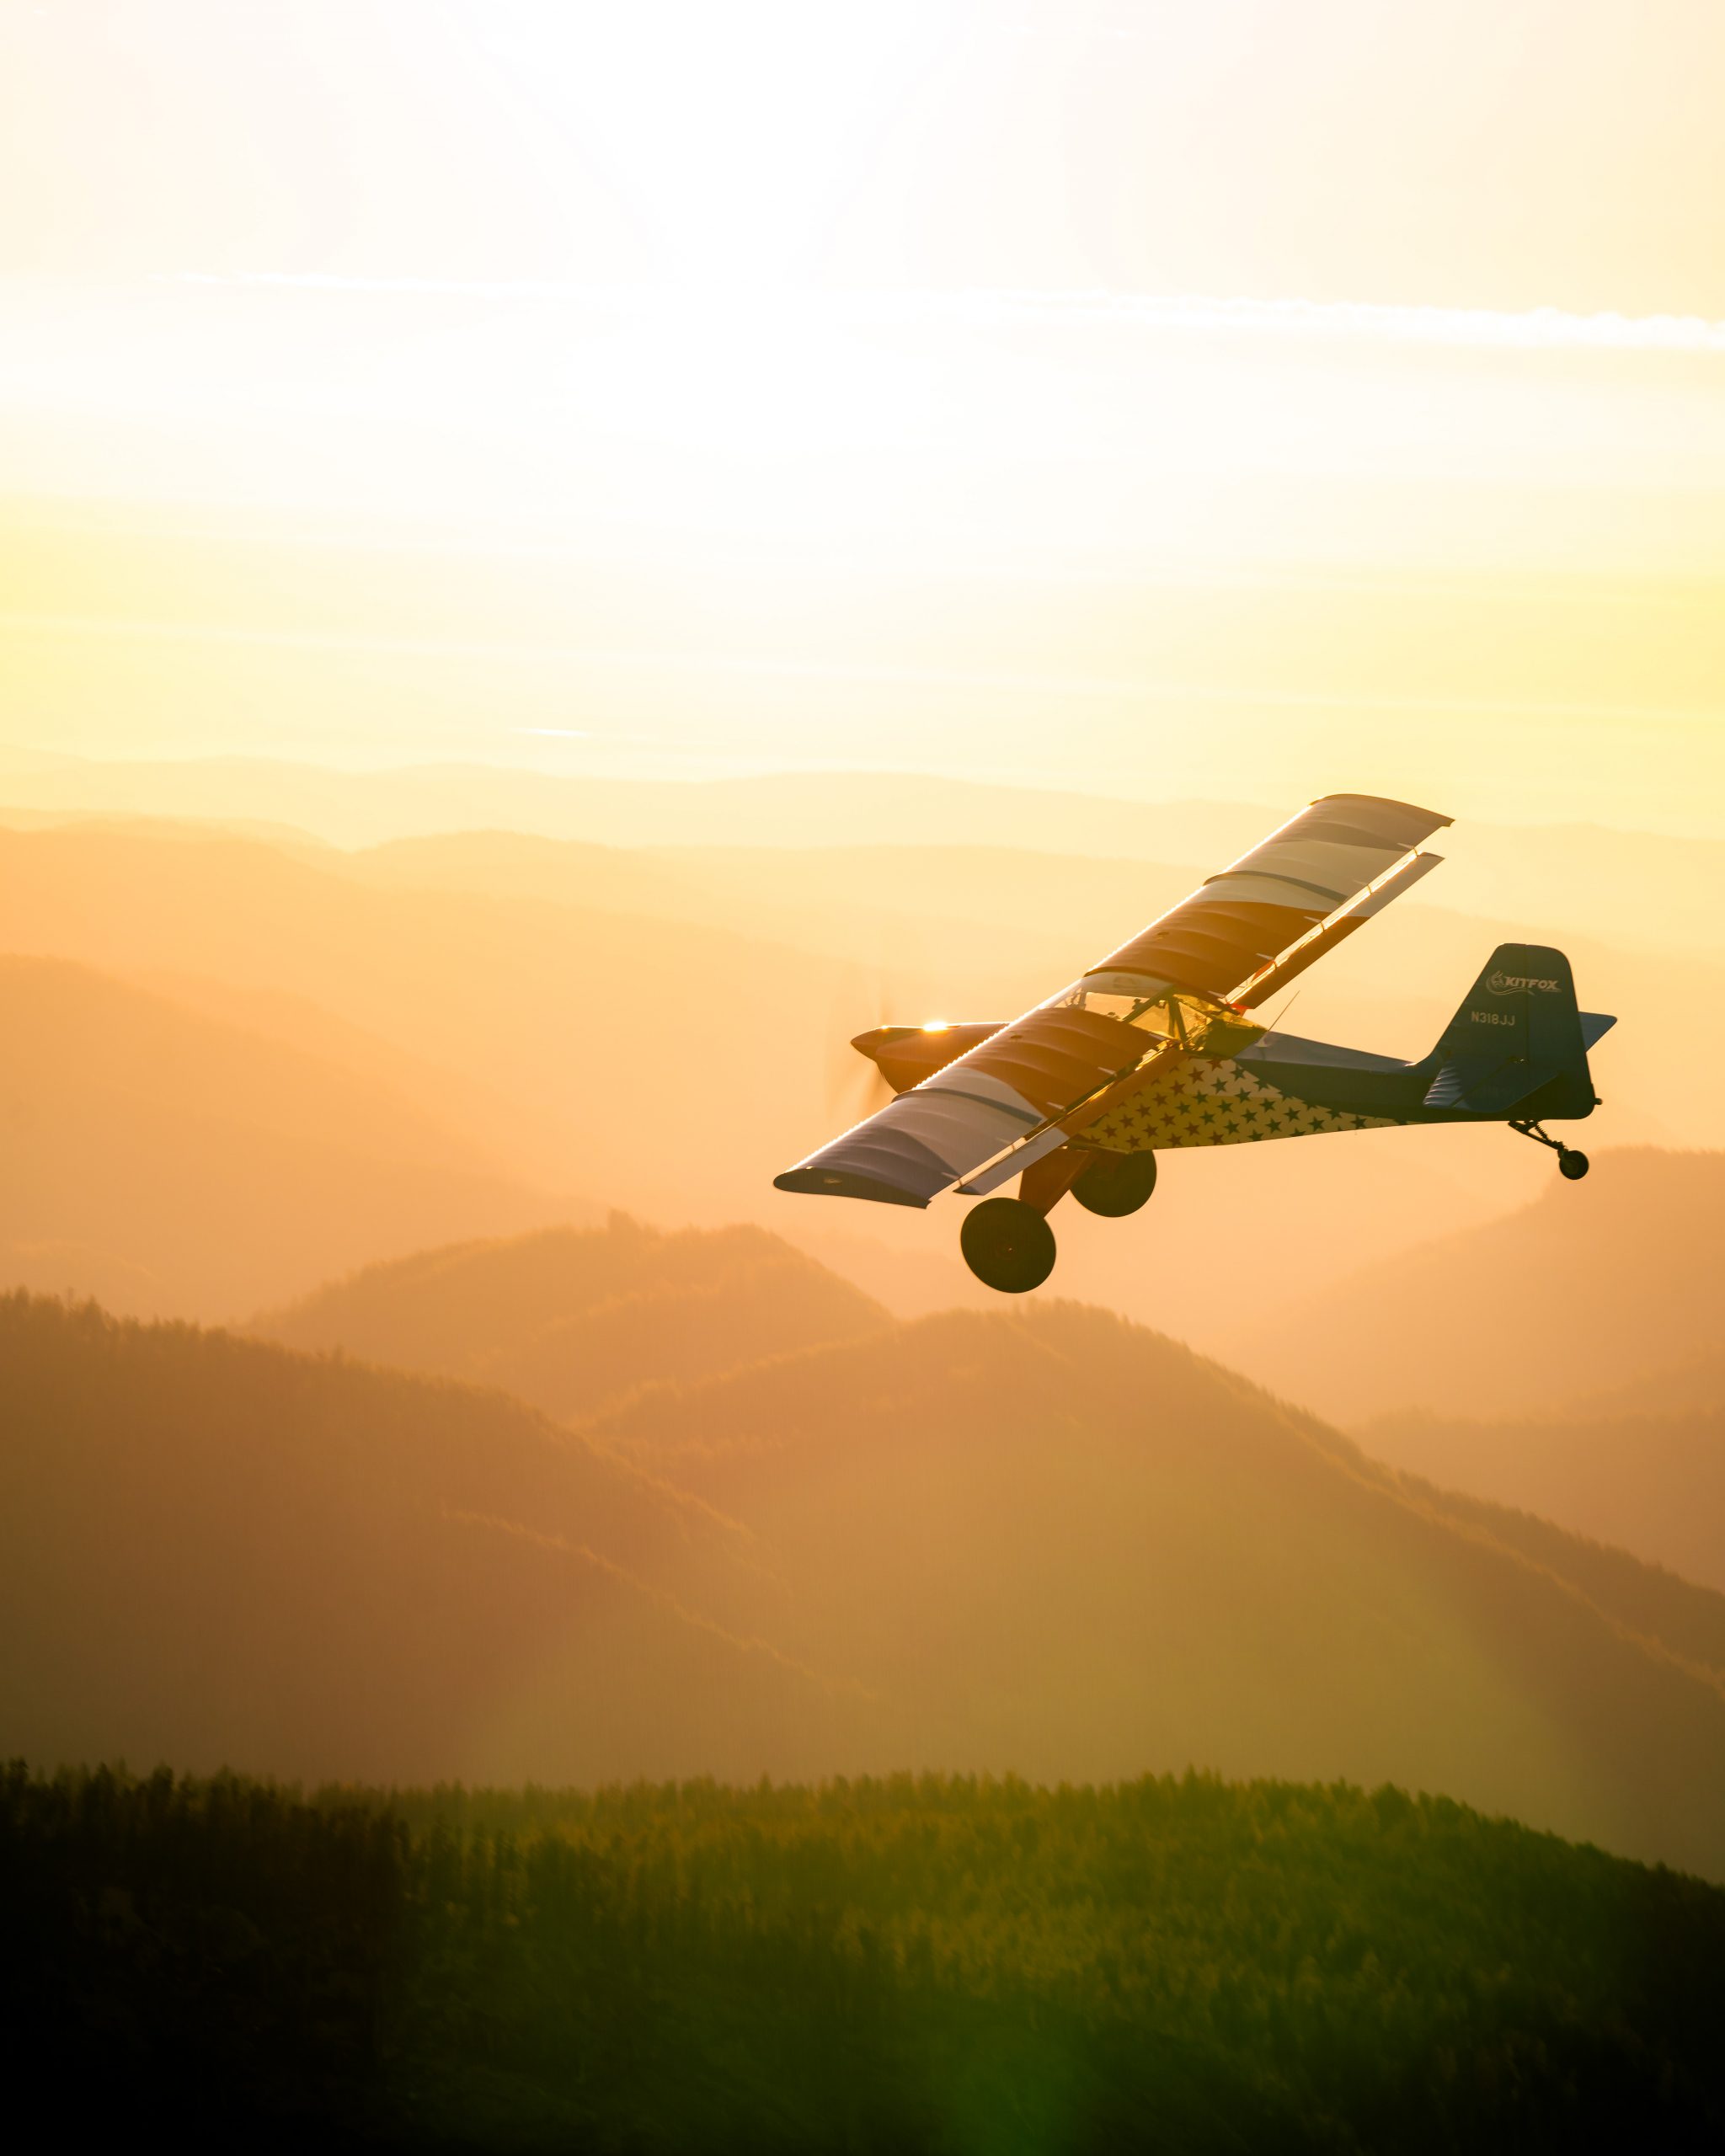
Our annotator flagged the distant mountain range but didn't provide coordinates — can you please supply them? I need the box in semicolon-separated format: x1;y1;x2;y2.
0;814;1568;1335
1229;1148;1725;1423
1359;1334;1725;1593
7;747;1725;963
254;1216;889;1419
1361;1401;1725;1594
8;1245;1725;1879
0;955;572;1318
250;1210;1725;1668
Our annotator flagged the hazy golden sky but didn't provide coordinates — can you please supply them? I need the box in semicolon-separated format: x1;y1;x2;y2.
8;2;1725;306
2;2;1723;828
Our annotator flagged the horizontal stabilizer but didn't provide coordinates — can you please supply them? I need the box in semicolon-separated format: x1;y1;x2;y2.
1423;1057;1565;1115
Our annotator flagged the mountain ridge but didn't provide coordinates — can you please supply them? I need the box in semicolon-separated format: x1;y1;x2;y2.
1356;1400;1725;1592
9;1283;1725;1876
252;1215;892;1418
0;953;575;1318
1226;1147;1725;1422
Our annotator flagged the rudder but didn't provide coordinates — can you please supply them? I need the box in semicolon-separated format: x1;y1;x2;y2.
1437;943;1585;1068
1425;944;1596;1117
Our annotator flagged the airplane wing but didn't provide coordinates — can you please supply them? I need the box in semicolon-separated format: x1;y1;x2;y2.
774;792;1450;1208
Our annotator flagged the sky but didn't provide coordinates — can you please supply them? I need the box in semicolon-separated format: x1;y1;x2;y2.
1;1;1723;828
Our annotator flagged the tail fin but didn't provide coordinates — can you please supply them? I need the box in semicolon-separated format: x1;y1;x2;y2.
1426;944;1607;1117
1438;944;1583;1063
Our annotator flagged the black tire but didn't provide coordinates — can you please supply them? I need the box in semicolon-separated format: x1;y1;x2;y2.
1559;1150;1590;1181
960;1198;1057;1294
1071;1150;1158;1218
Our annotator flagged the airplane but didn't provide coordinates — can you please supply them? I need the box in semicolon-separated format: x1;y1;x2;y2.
773;793;1615;1293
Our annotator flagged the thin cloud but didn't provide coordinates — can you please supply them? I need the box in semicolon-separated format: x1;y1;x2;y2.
168;274;1725;355
3;609;1712;731
938;290;1725;353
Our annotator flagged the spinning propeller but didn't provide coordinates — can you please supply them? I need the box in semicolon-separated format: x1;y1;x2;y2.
825;967;897;1122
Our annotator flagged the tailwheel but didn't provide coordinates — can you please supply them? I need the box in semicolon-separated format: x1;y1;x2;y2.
960;1197;1056;1294
1071;1150;1157;1218
1511;1118;1590;1182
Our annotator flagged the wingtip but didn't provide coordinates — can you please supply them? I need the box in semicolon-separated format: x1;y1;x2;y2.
772;1166;929;1209
1310;790;1455;830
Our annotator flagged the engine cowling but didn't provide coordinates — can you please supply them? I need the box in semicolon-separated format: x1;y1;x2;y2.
850;1022;1005;1095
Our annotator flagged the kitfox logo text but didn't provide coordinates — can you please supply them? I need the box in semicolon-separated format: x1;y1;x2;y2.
1487;970;1560;994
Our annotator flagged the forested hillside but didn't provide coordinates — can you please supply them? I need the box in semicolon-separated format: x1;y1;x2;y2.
253;1216;889;1417
582;1297;1725;1875
9;1289;1725;1876
7;1764;1722;2152
0;1293;836;1786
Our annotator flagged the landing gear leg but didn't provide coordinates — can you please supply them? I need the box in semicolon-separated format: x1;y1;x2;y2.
1511;1118;1589;1181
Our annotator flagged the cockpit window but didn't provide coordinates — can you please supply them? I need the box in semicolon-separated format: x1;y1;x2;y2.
1050;983;1261;1054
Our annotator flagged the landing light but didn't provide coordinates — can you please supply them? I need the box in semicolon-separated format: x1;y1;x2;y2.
921;1020;948;1032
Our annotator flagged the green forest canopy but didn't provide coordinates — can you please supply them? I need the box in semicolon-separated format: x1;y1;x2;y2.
5;1763;1722;2153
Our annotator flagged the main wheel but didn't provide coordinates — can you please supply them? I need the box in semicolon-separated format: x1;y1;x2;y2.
960;1197;1057;1294
1559;1149;1590;1181
1071;1150;1158;1218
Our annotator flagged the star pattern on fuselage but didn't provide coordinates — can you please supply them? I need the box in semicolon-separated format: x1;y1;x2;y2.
1079;1056;1399;1153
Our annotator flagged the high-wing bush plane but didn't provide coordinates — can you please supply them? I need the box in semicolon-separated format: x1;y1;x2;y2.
775;795;1615;1293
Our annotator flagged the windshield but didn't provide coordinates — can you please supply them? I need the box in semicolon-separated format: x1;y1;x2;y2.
1049;983;1261;1055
